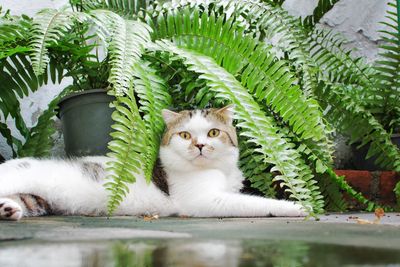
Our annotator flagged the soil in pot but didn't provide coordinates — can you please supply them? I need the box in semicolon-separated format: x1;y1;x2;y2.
58;89;115;157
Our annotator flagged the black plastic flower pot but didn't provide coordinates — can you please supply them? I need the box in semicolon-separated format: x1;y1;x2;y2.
58;89;115;157
352;134;400;171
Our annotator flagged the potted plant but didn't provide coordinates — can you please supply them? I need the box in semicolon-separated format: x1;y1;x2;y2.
1;0;399;214
49;33;115;156
0;3;151;157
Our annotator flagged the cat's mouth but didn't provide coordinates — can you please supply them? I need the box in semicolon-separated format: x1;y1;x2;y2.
192;153;208;161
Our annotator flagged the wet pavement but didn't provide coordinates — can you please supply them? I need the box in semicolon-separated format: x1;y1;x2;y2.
1;213;400;266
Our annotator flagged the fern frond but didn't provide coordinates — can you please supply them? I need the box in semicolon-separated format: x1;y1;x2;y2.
310;28;376;88
0;13;32;59
0;47;66;159
105;88;147;214
18;85;74;157
303;0;340;28
153;40;324;213
133;61;172;181
239;141;276;198
0;54;41;140
89;10;151;95
0;62;25;121
264;0;285;6
327;169;385;211
1;54;43;98
148;51;213;109
314;172;347;211
219;0;318;97
105;92;145;209
70;0;104;11
318;82;400;171
95;0;150;16
0;121;22;157
373;1;400;131
30;8;88;75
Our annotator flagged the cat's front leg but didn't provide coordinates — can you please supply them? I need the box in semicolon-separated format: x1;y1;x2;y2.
178;192;307;218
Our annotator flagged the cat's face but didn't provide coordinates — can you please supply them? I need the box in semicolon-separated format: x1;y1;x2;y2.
159;106;238;171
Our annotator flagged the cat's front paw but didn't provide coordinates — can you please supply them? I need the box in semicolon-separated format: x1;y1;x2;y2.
0;198;23;221
291;203;309;217
272;201;309;217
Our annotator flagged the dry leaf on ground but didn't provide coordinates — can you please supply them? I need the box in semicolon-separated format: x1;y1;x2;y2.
355;208;385;225
143;214;159;221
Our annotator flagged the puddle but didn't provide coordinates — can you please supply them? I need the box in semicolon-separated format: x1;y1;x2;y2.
1;239;400;267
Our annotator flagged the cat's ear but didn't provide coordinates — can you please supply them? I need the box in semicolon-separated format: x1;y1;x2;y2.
216;105;235;124
162;109;181;125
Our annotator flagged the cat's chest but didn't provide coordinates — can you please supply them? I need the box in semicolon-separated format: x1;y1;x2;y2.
168;169;241;195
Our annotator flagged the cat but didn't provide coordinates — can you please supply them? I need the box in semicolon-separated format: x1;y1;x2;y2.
0;106;306;221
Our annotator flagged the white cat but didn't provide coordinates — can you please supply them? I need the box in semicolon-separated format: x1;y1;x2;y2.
0;106;306;220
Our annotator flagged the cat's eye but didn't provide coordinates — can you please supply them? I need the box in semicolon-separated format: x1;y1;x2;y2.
179;131;191;140
208;128;220;138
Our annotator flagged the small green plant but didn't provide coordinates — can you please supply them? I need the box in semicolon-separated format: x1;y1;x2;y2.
1;0;399;214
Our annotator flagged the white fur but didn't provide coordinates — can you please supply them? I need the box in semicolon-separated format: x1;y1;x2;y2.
0;157;175;219
0;110;306;220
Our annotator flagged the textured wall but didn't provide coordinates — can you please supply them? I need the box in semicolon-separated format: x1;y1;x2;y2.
284;0;390;62
0;0;391;162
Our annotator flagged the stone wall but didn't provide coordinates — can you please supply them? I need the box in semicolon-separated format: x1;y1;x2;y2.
0;0;391;161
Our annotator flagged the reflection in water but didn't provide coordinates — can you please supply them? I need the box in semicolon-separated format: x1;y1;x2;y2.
113;243;154;267
108;240;242;267
81;240;400;267
1;239;400;267
239;240;309;267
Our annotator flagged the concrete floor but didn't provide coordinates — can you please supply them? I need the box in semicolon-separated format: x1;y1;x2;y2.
1;213;400;266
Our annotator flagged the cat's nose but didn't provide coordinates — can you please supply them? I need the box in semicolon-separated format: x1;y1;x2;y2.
195;144;205;151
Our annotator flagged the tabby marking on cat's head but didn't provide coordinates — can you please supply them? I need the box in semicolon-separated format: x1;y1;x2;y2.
160;106;238;171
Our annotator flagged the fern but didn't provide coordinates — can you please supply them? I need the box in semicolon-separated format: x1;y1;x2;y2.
30;8;88;75
0;12;32;59
239;141;276;198
0;11;66;156
18;85;74;157
0;54;41;153
98;0;150;16
105;61;171;213
2;54;44;98
133;61;172;181
314;172;347;212
303;0;340;28
105;88;147;214
0;121;22;157
265;0;285;6
318;82;400;171
153;40;324;213
219;0;319;97
89;10;152;95
310;28;376;89
373;1;400;131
